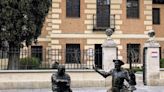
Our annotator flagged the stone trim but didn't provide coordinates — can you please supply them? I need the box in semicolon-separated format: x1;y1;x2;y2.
146;16;152;20
111;10;122;14
84;9;96;14
51;45;62;49
110;0;123;34
50;34;148;39
84;45;94;49
111;0;122;4
84;30;93;34
87;39;104;44
51;40;59;45
52;14;60;18
52;0;61;3
144;11;152;15
115;20;123;25
50;0;62;49
52;3;59;8
51;30;62;34
84;0;96;34
51;8;61;34
117;45;123;50
114;31;122;34
111;5;121;9
144;0;152;5
37;38;50;42
144;0;153;33
46;27;52;31
156;38;164;41
52;20;61;24
86;39;121;45
87;4;96;9
146;26;153;30
52;25;60;29
52;9;62;13
84;0;96;3
46;8;52;47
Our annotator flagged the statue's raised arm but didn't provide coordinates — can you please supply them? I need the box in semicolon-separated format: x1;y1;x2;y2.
93;65;112;78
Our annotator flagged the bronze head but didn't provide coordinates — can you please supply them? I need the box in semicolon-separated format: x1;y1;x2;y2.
57;65;65;76
113;59;124;70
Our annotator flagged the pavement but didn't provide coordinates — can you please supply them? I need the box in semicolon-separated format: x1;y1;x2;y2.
1;86;164;92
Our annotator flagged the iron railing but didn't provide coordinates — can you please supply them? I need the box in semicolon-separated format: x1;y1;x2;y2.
93;14;115;31
0;48;103;70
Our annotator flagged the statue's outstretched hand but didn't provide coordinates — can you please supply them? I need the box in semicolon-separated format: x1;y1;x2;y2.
93;65;108;78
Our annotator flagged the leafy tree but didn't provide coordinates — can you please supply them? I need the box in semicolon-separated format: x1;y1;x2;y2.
0;0;52;69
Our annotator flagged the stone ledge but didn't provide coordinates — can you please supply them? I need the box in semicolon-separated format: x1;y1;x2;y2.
160;68;164;71
0;80;108;89
158;79;164;86
0;70;163;89
0;71;108;89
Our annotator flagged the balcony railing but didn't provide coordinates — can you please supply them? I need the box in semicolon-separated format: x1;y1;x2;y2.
93;14;115;31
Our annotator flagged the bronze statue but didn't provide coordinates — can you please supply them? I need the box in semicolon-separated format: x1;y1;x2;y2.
51;65;72;92
93;59;136;92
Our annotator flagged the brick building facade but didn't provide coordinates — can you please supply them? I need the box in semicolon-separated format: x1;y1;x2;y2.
33;0;164;67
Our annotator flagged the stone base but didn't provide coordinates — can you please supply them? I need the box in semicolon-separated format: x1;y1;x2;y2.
147;79;159;86
158;79;164;86
102;39;117;72
144;42;160;86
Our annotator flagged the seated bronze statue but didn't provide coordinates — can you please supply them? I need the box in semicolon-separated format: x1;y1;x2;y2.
51;65;72;92
93;59;136;92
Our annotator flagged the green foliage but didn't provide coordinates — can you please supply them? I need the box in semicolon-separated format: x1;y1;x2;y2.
125;67;143;72
133;67;143;72
0;0;52;47
19;57;40;69
160;58;164;68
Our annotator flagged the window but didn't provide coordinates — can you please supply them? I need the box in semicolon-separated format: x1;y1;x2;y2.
153;0;164;4
94;44;102;69
127;44;140;64
96;0;110;28
31;46;43;62
66;44;80;63
153;8;160;24
66;0;80;17
127;0;139;18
